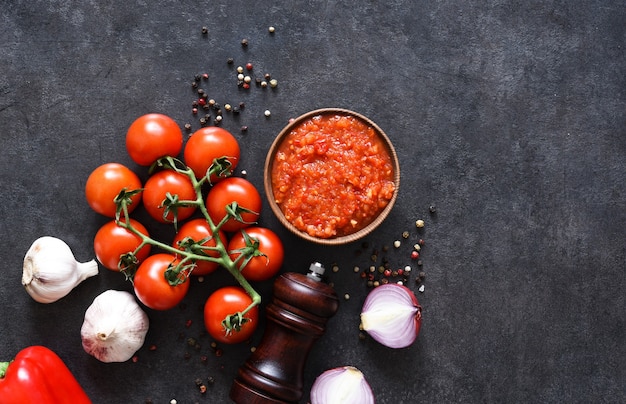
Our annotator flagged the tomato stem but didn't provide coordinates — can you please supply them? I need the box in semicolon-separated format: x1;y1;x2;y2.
115;156;263;331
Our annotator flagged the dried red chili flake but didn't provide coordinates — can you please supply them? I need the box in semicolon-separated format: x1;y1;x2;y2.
149;344;157;351
132;355;139;363
185;319;193;328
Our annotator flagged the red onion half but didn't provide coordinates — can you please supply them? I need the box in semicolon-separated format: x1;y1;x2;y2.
360;284;422;348
310;366;375;404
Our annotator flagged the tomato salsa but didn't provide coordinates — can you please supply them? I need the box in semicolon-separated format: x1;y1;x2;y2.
271;113;396;238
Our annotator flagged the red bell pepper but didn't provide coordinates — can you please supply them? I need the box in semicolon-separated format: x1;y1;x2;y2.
0;345;91;404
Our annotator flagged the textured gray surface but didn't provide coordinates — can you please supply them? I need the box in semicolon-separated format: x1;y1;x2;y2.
1;1;624;403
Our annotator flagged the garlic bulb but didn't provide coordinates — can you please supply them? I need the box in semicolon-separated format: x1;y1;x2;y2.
22;236;99;303
81;290;149;363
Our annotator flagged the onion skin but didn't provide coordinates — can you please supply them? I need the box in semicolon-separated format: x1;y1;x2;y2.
310;366;375;404
360;284;422;349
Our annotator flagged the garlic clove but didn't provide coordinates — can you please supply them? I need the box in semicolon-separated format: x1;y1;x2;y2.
81;290;149;363
22;236;99;303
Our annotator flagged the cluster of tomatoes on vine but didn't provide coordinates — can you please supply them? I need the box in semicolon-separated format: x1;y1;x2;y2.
84;113;284;344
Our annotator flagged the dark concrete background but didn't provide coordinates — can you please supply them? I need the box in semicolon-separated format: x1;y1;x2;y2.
1;1;624;403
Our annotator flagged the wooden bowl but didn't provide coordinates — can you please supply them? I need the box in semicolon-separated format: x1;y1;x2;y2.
264;108;400;245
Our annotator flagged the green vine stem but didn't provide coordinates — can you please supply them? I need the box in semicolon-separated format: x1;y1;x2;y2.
114;156;262;333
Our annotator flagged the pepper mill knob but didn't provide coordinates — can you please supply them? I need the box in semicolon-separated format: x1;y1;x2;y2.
230;262;339;403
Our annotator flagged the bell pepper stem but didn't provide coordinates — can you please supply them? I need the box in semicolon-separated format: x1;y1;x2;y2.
0;361;10;378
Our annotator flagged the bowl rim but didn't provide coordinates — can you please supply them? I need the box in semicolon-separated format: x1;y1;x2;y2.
264;107;401;245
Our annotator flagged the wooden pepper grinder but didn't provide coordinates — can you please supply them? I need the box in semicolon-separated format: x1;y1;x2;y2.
230;262;339;404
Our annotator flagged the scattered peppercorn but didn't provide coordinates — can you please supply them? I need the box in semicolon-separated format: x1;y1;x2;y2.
268;26;275;33
227;57;234;64
201;27;208;35
245;62;253;70
240;125;248;132
241;38;248;47
429;205;437;214
393;240;401;248
264;109;271;117
402;231;410;239
415;219;425;228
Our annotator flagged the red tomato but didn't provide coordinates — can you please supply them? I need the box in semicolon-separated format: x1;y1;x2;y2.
184;127;240;182
203;286;258;344
172;218;227;276
126;113;183;166
85;163;142;217
206;177;261;233
143;170;197;223
228;227;284;281
94;219;151;271
133;253;189;310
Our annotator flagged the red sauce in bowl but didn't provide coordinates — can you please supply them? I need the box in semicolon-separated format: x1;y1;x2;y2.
270;113;396;239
